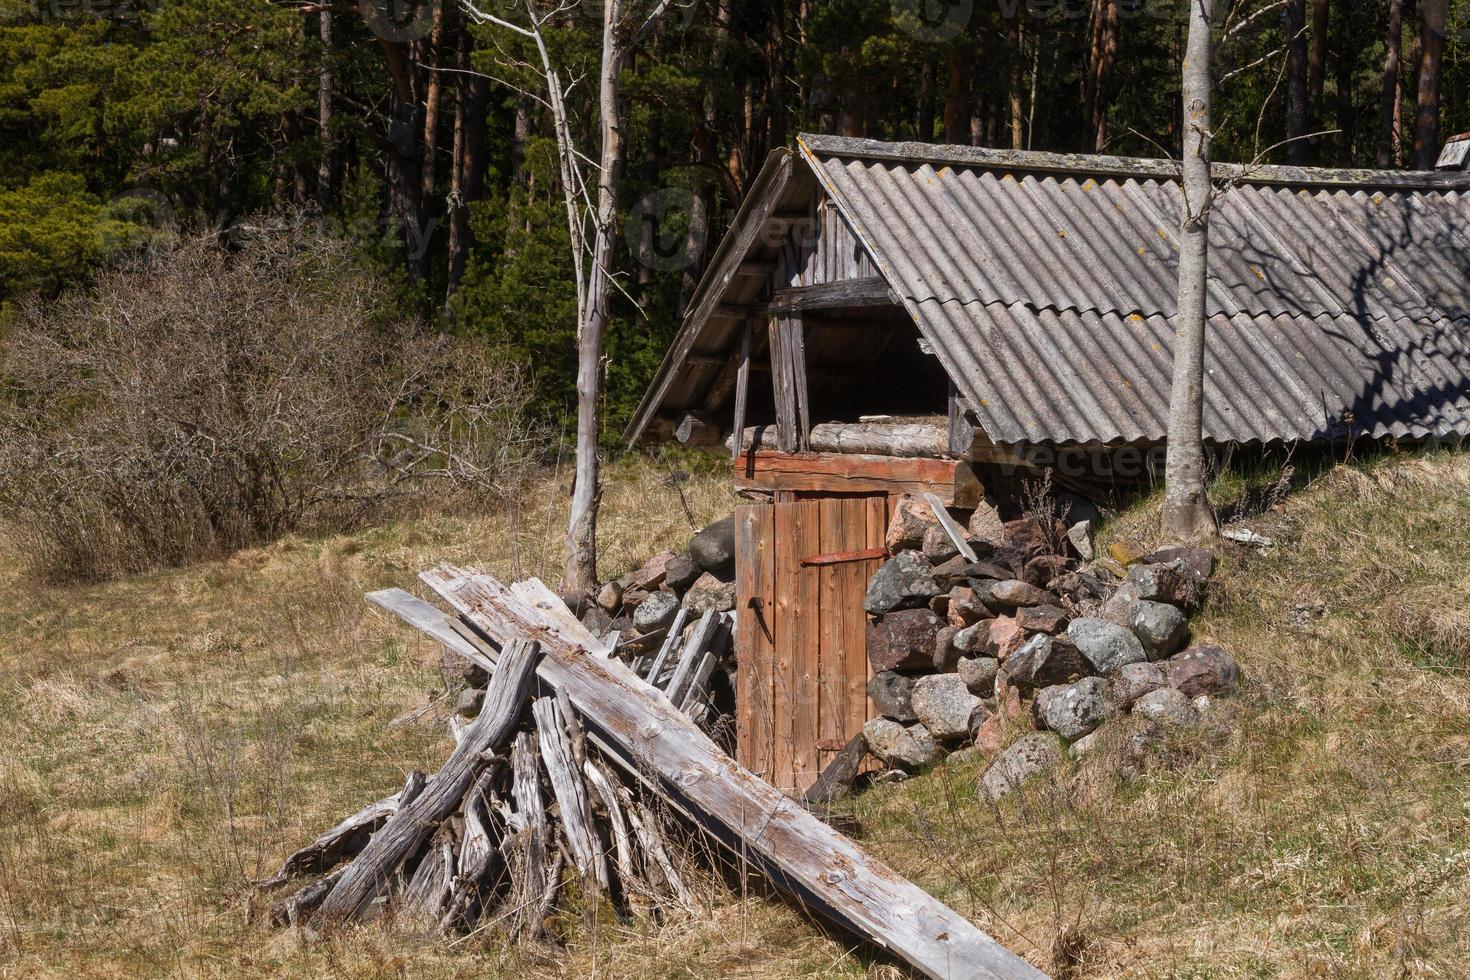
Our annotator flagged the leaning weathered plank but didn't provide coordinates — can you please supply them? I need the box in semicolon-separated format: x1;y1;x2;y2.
367;588;497;674
312;639;540;924
664;609;718;707
583;759;638;898
419;567;1047;980
923;492;979;563
531;697;608;891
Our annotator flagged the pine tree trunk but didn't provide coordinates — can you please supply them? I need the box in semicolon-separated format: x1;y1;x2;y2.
1379;0;1404;166
1307;0;1328;161
1286;0;1309;163
1162;0;1218;543
1414;0;1447;169
1008;20;1025;149
1084;0;1119;154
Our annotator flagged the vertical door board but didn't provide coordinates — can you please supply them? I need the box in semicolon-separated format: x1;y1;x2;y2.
735;505;775;782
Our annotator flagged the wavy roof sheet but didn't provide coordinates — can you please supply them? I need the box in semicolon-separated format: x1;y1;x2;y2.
802;134;1470;445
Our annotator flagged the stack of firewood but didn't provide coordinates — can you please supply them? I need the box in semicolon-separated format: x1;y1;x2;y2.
262;611;703;936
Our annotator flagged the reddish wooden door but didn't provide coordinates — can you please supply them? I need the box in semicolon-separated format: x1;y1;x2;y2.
735;494;889;794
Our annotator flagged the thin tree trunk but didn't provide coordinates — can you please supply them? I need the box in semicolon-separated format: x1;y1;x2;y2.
1414;0;1447;169
1162;0;1218;542
1084;0;1119;153
766;0;787;151
919;57;936;139
446;25;486;307
420;4;446;204
1307;0;1328;161
317;9;337;207
1285;0;1308;163
1379;0;1404;166
943;47;968;143
1009;20;1025;149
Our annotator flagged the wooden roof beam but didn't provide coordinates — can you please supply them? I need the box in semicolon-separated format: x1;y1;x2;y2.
768;277;898;313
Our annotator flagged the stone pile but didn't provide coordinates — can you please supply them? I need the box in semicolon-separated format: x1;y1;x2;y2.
857;496;1242;801
578;514;738;643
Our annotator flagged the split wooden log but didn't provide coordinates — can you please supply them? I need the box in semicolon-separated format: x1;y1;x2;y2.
419;568;1046;980
731;421;953;459
584;760;640;900
400;828;457;928
505;731;552;939
270;866;346;927
619;786;695;911
312;638;541;925
441;767;503;931
265;769;427;887
531;697;608;892
664;609;718;705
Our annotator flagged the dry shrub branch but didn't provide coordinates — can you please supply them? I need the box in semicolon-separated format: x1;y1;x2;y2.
0;217;540;580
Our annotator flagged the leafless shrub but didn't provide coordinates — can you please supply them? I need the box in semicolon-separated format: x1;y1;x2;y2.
0;216;540;581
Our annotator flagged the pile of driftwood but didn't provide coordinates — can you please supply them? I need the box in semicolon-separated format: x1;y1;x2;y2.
262;564;1045;980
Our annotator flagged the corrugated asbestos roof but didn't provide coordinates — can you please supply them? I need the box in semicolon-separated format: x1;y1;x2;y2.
801;134;1470;446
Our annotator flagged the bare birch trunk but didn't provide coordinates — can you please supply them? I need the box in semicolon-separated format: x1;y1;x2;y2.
564;0;627;596
1162;0;1218;543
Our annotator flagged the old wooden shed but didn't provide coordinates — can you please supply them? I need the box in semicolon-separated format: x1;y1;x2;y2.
627;134;1470;793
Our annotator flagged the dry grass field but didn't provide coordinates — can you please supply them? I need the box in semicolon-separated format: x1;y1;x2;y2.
3;448;1469;978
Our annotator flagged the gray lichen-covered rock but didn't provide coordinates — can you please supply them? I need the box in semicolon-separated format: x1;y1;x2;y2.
867;671;919;722
682;574;736;613
979;732;1063;802
456;687;485;717
933;625;964;672
1067;617;1147;674
922;524;960;563
1002;634;1090;693
1107;661;1167;709
633;590;680;631
910;673;982;740
1129;560;1204;608
958;655;1001;696
688;515;736;574
953;619;990;654
864;550;940;615
1132;686;1199;727
1130;600;1189;659
1096;580;1141;626
1162;644;1242;697
989;579;1056;608
867;608;942;672
1033;676;1114;741
862;718;940;770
